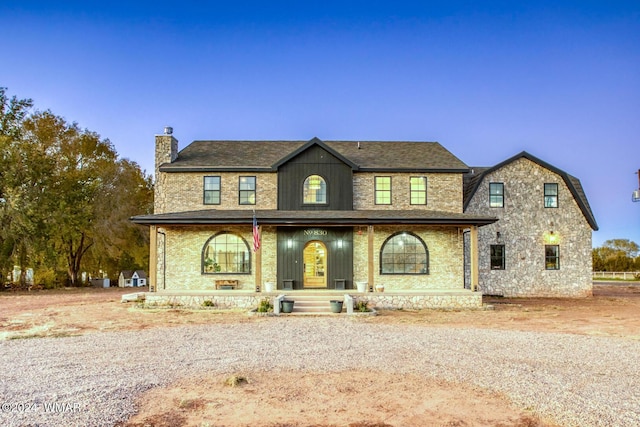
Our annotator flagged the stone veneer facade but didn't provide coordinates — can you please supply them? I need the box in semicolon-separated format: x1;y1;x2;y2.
465;158;593;297
144;135;595;310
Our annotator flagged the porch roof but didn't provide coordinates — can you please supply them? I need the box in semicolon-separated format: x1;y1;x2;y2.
131;209;497;227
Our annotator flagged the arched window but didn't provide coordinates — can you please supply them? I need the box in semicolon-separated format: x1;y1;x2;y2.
202;232;251;274
380;232;429;274
303;174;327;204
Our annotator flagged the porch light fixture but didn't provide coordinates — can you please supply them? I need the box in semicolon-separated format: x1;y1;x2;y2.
287;239;293;249
337;239;343;249
548;231;558;243
496;231;501;241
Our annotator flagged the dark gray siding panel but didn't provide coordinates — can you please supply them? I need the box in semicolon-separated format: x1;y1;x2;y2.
278;145;353;210
276;227;353;290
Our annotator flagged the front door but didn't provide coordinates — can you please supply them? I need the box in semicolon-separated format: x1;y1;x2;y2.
303;241;327;288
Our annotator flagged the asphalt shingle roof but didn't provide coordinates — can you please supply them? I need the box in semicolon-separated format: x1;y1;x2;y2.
159;138;469;172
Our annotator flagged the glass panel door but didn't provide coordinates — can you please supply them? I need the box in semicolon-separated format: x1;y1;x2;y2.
303;241;327;288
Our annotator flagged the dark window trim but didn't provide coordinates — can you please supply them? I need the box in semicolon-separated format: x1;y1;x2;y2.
544;183;559;208
201;231;252;275
490;244;505;270
302;174;329;205
545;245;560;270
379;231;430;275
238;175;257;205
489;182;504;208
203;176;221;205
410;176;427;205
375;176;392;205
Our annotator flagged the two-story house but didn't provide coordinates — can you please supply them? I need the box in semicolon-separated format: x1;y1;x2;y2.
131;130;597;308
463;152;598;297
132;131;500;309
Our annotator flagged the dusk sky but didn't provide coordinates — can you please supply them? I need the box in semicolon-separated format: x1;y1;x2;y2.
1;1;638;247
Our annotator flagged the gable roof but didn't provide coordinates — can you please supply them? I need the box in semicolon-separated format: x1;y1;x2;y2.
159;138;469;173
271;137;359;169
120;270;147;279
463;151;598;230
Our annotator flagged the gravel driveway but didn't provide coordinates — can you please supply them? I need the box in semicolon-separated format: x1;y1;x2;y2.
1;318;639;427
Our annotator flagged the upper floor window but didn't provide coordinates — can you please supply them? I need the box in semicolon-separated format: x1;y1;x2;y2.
490;244;505;270
544;183;558;208
303;174;327;204
375;176;391;205
204;176;221;205
489;182;504;208
410;176;427;205
239;176;256;205
202;232;251;274
380;232;429;274
545;245;560;270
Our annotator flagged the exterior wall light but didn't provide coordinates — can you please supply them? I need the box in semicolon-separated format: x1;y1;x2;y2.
287;239;293;249
337;239;343;249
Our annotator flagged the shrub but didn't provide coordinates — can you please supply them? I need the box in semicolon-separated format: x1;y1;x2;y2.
355;300;369;312
257;298;273;312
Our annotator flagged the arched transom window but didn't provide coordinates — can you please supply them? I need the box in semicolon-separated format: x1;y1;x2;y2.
380;232;429;274
303;174;327;204
202;232;251;274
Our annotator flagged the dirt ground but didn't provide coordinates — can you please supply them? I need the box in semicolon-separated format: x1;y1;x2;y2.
2;283;639;426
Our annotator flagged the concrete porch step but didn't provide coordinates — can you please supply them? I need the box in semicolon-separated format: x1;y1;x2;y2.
282;294;347;314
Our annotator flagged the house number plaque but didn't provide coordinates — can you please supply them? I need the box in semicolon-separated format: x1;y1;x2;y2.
304;229;328;236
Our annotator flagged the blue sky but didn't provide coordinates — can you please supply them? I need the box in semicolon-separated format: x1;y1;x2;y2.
1;1;639;247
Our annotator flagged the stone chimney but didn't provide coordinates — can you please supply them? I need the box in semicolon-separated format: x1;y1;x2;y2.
154;127;178;214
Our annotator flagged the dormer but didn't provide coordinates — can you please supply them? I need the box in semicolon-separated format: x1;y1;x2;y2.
274;138;357;210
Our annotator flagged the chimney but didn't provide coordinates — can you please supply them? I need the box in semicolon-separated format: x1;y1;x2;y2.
156;126;178;168
154;127;178;214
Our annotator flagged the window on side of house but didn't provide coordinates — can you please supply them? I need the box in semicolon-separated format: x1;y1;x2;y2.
375;176;391;205
380;232;429;274
544;183;558;208
490;244;505;270
303;174;327;204
204;176;221;205
489;182;504;208
410;176;427;205
202;232;251;274
239;176;256;205
545;245;560;270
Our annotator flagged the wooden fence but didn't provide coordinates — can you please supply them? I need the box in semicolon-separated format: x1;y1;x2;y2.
592;271;640;280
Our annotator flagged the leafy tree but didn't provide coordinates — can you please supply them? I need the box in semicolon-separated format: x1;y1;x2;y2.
603;239;639;258
0;87;153;287
0;88;35;284
592;239;639;272
0;87;33;138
